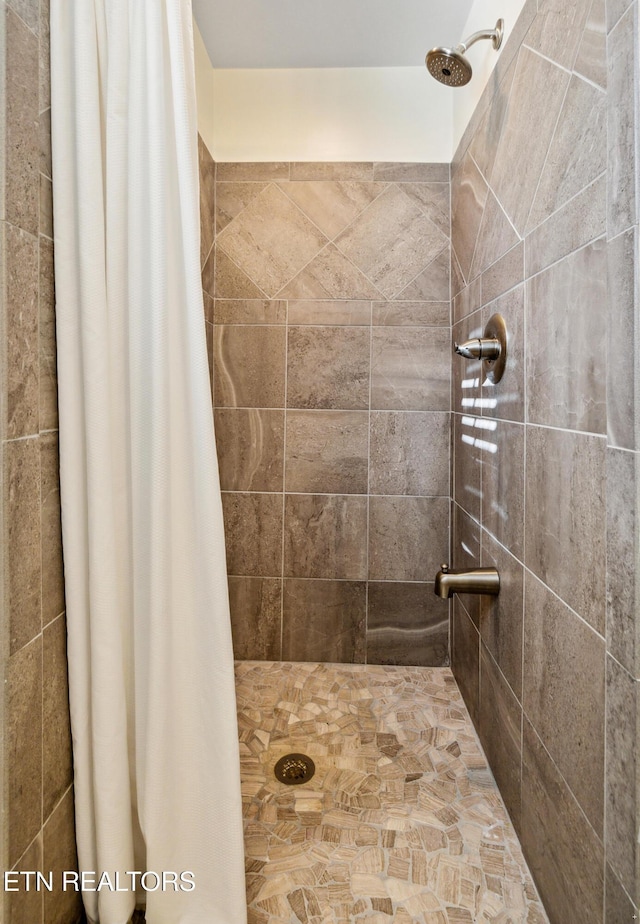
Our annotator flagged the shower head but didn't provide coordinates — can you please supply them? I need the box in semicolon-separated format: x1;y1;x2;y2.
426;19;504;87
426;47;473;86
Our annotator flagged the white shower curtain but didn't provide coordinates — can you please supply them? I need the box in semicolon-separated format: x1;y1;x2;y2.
50;2;247;922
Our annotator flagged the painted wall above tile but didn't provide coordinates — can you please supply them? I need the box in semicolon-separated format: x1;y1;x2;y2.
193;0;528;162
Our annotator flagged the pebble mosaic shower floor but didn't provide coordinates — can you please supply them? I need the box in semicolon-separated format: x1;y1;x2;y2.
236;661;548;924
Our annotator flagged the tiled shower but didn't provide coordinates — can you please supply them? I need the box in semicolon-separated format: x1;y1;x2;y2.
197;0;640;920
200;157;453;667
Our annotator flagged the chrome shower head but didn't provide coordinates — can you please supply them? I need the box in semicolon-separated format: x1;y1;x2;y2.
426;47;472;86
426;19;504;87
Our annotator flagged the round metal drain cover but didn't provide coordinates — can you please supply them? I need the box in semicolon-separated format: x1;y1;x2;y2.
274;753;315;785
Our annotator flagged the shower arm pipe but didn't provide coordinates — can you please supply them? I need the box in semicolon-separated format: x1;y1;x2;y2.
457;22;503;54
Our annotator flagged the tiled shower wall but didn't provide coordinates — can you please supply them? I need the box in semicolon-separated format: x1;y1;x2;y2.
1;2;80;923
198;155;452;667
449;0;639;921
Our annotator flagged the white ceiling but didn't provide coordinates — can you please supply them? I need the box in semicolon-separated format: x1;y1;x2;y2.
192;0;475;69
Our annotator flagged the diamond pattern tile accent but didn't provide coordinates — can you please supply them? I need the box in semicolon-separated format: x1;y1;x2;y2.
278;181;388;239
216;184;329;298
216;181;268;233
214;249;266;299
402;183;451;236
395;246;450;302
279;243;383;300
335;185;449;299
469;189;519;280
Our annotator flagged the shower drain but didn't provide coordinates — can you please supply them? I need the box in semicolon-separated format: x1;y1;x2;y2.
274;753;316;785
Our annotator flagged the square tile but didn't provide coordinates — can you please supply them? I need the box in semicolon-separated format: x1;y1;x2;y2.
370;411;449;496
287;327;370;410
367;582;448;666
284;494;368;580
368;496;448;581
285;410;368;494
371;328;450;411
221;492;283;577
228;577;282;661
521;718;604;924
214;408;284;492
525;427;606;633
282;579;366;662
523;572;605;835
213;326;286;408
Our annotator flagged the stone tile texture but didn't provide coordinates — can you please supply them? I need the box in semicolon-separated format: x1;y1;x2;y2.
1;2;76;902
236;661;549;924
208;164;452;668
450;0;640;919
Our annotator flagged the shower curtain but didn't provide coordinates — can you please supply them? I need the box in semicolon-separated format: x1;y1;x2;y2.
50;2;247;922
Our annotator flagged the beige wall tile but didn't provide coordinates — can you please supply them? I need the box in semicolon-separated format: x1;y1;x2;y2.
371;328;450;411
479;644;522;833
524;573;605;834
279;243;382;300
368;496;448;582
452;599;479;725
285;410;368;494
213;248;266;299
216;162;289;181
287;300;371;326
605;655;637;897
216;185;328;297
198;134;215;268
287;326;370;410
336;186;448;299
40;431;64;627
367;582;448;667
5;222;39;439
370;411;449;497
221;492;283;577
39;235;58;431
43;788;83;924
228;576;282;661
479;532;524;700
43;615;72;820
215;181;267;234
372;300;448;328
284;494;368;580
214;325;286;408
525;427;606;634
215;408;284;492
290;162;374;181
213;298;286;324
9;835;43;924
39;173;53;238
373;163;449;183
521;718;604;924
210;162;453;670
278;180;387;239
8;637;42;866
6;436;42;653
490;48;570;236
5;8;39;235
526;240;607;433
282;579;366;662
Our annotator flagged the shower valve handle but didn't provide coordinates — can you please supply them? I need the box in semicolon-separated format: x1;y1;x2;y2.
454;337;501;360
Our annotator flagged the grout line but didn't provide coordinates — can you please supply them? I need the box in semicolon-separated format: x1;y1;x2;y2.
521;70;572;235
280;306;289;660
364;301;373;665
522;711;605;851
